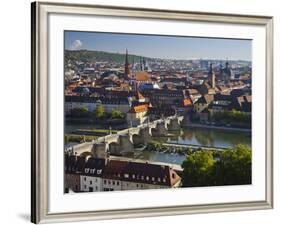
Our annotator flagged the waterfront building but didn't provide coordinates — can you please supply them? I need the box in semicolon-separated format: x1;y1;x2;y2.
126;104;149;127
64;152;182;192
194;94;214;113
140;89;186;107
64;95;131;115
64;154;86;192
102;160;126;191
232;95;252;113
186;89;202;103
121;161;181;190
80;157;106;192
208;100;232;115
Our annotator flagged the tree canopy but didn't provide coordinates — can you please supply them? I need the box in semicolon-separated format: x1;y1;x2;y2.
94;105;105;119
110;109;124;119
181;144;252;187
212;109;251;126
70;107;89;118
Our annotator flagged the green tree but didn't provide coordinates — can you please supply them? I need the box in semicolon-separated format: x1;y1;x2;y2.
181;144;251;187
71;107;89;118
212;110;251;126
111;109;124;119
94;105;105;119
185;147;193;155
212;144;252;185
181;151;214;187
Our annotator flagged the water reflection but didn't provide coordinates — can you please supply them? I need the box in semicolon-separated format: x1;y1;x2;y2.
158;127;251;149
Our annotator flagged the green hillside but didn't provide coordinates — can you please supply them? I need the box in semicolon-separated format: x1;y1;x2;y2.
65;49;148;64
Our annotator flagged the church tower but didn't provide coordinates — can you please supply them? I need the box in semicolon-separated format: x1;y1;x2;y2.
124;49;131;78
208;63;216;88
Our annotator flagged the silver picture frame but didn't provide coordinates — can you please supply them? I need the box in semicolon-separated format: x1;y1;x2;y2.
31;1;273;223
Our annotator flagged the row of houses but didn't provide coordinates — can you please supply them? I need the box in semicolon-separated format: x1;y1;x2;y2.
193;91;251;124
65;88;193;126
65;154;182;193
65;95;132;115
194;92;251;114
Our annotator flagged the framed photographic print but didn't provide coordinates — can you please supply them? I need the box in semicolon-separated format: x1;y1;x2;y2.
31;1;273;224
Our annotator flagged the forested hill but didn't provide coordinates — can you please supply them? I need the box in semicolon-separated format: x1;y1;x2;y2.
65;50;150;64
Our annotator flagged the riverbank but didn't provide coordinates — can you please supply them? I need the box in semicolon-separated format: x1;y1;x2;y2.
163;142;228;151
183;123;251;133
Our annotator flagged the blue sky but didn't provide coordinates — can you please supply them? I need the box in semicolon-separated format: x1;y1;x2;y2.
65;31;252;61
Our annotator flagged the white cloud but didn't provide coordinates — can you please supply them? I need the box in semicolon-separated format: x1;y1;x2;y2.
70;39;82;50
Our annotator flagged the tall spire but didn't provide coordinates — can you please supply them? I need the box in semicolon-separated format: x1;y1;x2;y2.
139;57;143;71
209;63;213;74
208;63;215;88
124;49;131;78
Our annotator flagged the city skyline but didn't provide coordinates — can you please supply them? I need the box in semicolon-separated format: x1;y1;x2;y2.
65;31;252;61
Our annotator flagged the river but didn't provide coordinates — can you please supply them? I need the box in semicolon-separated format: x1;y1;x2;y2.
65;124;251;166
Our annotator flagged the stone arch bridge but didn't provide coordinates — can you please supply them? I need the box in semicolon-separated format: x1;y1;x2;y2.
66;115;184;157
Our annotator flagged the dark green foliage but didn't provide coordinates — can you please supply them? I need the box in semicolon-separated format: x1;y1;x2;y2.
211;144;252;185
110;109;124;119
181;144;252;187
70;107;89;118
182;151;214;186
146;141;162;151
212;110;251;125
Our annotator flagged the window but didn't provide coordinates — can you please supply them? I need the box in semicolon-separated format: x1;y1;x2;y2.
113;181;115;185
90;181;92;185
132;174;135;179
146;176;149;181
117;181;119;186
172;173;175;179
124;174;129;178
84;185;87;189
108;181;111;185
152;177;155;181
84;177;86;181
104;180;106;184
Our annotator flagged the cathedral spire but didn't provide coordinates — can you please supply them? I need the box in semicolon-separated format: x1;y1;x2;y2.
124;49;131;78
